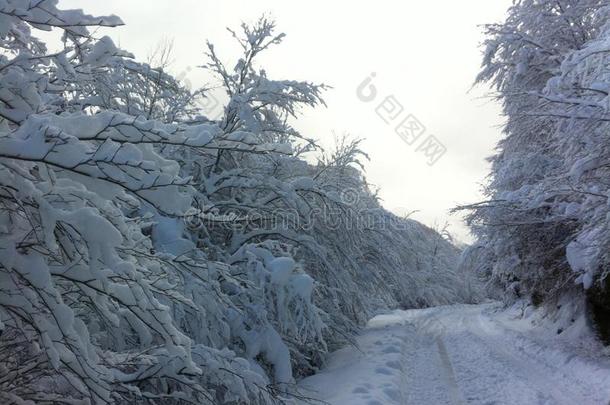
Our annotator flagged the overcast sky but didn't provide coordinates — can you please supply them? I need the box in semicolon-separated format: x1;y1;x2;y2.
59;0;511;242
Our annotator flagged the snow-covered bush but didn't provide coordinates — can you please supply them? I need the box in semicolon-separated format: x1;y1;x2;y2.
0;3;466;403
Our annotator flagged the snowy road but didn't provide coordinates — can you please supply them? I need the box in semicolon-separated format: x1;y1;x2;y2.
299;303;610;405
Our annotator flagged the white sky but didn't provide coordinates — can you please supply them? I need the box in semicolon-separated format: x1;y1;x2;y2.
59;0;511;243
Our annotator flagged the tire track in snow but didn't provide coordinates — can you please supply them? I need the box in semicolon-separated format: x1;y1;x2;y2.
400;322;465;405
435;336;465;405
399;329;409;405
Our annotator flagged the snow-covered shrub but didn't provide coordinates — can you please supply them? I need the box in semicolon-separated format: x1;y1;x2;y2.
456;243;495;303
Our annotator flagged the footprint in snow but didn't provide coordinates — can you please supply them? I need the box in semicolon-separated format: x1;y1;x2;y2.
352;386;368;394
384;388;401;402
375;367;393;375
382;346;400;354
386;360;401;370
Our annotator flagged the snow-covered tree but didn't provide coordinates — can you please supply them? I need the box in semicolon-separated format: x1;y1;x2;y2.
0;3;281;403
0;3;469;403
464;0;610;339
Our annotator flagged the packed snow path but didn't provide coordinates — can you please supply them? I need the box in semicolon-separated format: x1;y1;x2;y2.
299;303;610;405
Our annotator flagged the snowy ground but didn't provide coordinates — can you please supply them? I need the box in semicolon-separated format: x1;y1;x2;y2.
298;303;610;405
